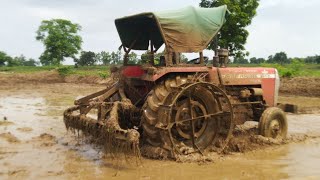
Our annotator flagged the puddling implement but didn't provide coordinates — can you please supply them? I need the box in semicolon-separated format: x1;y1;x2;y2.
63;5;289;160
64;80;142;158
63;77;235;159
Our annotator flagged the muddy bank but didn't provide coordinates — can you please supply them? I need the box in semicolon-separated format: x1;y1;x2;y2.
1;71;319;97
280;77;320;97
0;71;109;85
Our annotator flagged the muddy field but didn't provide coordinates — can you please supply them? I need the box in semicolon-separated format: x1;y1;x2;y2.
0;83;320;179
1;72;319;97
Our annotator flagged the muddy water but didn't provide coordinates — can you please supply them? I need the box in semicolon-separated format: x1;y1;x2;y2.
0;83;320;180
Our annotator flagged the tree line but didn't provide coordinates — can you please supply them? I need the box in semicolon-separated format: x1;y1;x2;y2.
0;52;39;67
233;51;320;64
74;50;187;66
75;50;136;66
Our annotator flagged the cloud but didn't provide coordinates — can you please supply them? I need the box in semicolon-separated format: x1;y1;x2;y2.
245;0;320;58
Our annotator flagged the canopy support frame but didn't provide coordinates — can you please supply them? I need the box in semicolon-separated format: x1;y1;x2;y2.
123;36;140;65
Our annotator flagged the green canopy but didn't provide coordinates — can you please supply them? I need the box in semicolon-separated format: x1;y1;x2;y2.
115;5;227;53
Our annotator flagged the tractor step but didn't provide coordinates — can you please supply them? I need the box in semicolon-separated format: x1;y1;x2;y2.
277;103;298;114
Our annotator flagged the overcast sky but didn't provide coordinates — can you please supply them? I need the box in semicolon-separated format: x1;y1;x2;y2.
0;0;319;63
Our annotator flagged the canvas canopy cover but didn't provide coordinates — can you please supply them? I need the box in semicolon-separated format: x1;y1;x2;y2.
115;5;227;53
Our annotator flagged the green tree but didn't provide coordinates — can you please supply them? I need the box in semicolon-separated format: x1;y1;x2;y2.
180;54;188;63
290;59;304;74
23;58;39;66
140;51;150;64
36;19;82;66
0;51;12;66
314;56;320;64
154;51;166;64
272;52;288;64
140;51;165;64
233;56;249;64
200;0;259;57
267;55;274;63
8;55;25;66
3;54;39;67
256;58;265;64
249;57;257;64
249;57;265;64
128;52;138;64
305;55;320;64
111;50;122;64
75;51;96;66
99;51;112;65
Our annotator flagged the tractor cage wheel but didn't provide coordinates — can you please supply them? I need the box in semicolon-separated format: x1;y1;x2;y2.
158;82;234;155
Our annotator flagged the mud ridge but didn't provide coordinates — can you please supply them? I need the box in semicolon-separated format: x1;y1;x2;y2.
0;132;20;143
0;72;108;85
280;77;320;97
0;120;14;126
29;133;58;147
16;127;33;132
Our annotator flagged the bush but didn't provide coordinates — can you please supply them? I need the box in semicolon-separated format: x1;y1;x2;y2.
261;61;304;78
0;67;10;71
98;71;108;79
289;59;304;75
281;69;293;78
56;66;73;76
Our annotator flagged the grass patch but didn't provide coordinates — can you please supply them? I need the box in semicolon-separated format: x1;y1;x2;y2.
71;66;110;76
0;65;110;77
56;66;74;76
0;66;57;73
230;63;320;77
1;64;318;78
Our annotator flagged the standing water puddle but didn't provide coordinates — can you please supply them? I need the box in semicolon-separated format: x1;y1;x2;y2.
0;83;319;179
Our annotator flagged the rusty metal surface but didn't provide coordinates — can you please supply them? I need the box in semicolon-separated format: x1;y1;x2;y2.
74;81;119;105
140;66;210;81
141;74;235;157
161;82;234;154
64;102;141;157
63;81;141;158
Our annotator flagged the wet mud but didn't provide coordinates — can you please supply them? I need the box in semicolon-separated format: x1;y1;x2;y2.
0;132;20;143
0;83;320;179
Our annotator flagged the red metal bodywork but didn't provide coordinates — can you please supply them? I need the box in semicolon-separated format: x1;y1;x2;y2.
121;66;279;107
217;67;278;106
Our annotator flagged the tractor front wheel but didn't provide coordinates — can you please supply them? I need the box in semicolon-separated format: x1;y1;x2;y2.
259;107;288;139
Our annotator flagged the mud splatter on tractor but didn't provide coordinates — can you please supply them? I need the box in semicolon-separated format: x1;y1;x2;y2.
64;5;289;159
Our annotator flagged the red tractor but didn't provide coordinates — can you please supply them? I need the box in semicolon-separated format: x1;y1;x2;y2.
64;5;288;158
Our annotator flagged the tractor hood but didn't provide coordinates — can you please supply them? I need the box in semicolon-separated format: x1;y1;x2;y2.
115;5;227;53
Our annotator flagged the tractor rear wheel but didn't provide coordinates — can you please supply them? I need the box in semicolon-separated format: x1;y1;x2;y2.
142;75;188;148
142;75;233;156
